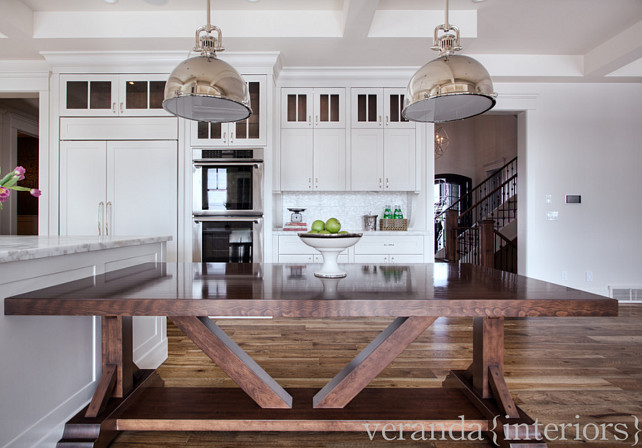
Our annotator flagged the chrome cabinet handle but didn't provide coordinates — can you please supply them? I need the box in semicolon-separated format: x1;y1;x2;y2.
106;201;112;236
119;102;124;114
98;202;104;236
230;131;234;144
315;177;319;189
112;103;116;114
378;115;382;126
308;177;312;189
308;115;312;126
223;132;226;143
386;115;389;126
315;115;319;125
386;178;389;189
384;243;395;247
379;178;383;189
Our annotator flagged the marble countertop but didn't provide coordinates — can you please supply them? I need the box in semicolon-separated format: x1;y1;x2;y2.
0;235;172;264
273;229;428;236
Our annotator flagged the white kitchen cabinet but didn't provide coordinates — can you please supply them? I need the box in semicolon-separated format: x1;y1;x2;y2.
351;88;414;129
281;88;345;129
353;235;424;264
60;74;170;117
190;75;267;146
281;128;346;191
60;140;178;259
350;88;416;191
278;235;349;263
351;128;415;191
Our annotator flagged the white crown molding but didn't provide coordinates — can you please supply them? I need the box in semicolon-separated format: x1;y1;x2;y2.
41;51;281;75
277;66;417;85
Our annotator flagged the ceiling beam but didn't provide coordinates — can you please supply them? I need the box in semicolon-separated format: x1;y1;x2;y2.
0;0;33;40
342;0;380;39
584;20;642;77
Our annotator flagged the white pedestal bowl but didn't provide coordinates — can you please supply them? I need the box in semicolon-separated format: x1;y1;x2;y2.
298;233;362;278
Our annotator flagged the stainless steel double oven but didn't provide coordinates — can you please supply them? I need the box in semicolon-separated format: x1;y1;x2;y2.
192;148;263;263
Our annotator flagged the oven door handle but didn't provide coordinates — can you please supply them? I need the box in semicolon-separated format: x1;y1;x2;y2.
193;162;262;168
193;216;263;223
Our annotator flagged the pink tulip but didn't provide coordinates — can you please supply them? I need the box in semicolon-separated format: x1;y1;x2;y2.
30;189;42;198
14;166;26;176
0;188;10;202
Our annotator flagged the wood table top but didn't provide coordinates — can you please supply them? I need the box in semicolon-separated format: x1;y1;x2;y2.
4;262;618;318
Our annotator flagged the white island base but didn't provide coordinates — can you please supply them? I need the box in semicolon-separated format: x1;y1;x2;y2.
0;236;171;448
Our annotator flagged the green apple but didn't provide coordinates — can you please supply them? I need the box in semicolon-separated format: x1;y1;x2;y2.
311;220;325;232
338;230;349;234
308;230;319;234
325;217;341;233
319;230;331;234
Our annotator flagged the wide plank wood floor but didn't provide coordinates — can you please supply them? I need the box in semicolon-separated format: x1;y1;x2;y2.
111;304;642;447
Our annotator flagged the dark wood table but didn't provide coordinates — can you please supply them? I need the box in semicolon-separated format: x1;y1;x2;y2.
4;262;618;448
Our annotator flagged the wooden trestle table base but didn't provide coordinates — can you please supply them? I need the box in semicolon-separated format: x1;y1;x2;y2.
4;263;618;448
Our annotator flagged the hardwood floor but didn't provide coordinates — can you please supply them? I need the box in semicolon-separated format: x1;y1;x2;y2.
111;304;642;447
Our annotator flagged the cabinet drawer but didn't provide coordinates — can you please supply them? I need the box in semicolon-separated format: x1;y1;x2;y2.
354;235;423;255
279;254;348;264
278;235;316;255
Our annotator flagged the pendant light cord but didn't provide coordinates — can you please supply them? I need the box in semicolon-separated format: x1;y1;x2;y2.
444;0;449;28
206;0;211;29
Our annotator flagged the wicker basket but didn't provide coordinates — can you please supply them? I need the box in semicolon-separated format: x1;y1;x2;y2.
379;218;408;231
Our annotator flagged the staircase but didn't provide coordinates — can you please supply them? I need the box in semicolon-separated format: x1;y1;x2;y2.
435;157;518;272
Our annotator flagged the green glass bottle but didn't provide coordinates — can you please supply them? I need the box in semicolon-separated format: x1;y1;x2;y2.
393;205;403;219
384;205;392;219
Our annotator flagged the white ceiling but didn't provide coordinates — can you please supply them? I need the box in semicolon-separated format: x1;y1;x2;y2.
1;0;641;80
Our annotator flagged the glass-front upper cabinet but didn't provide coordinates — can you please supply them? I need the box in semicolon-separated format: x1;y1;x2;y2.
191;75;267;146
281;88;345;129
60;74;169;117
351;88;415;129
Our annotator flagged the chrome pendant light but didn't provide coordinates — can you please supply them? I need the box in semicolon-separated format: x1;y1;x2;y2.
163;0;251;123
402;0;496;123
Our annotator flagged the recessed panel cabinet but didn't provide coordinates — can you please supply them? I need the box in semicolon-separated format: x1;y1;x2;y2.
351;127;416;191
280;128;346;191
60;140;178;259
60;74;170;117
281;88;345;129
351;88;414;129
280;87;346;191
190;75;267;146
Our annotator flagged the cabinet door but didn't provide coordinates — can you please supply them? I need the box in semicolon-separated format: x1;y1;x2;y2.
118;74;170;117
354;254;390;264
350;129;384;191
384;88;414;129
281;88;313;128
351;88;383;129
107;141;178;259
60;141;107;236
231;75;267;145
191;121;229;146
60;75;119;116
383;129;416;191
280;129;314;190
314;88;345;128
313;129;346;191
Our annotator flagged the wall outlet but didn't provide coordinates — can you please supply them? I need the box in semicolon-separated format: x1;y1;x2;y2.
561;271;568;281
585;271;593;282
546;211;559;221
545;194;552;204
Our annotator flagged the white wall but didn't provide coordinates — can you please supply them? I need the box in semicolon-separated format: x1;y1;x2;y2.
499;82;642;296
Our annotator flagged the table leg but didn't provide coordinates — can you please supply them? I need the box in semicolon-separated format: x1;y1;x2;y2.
171;316;293;409
443;317;548;447
58;316;157;447
314;316;437;408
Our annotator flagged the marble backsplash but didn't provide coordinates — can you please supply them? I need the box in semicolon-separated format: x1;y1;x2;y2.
279;192;412;232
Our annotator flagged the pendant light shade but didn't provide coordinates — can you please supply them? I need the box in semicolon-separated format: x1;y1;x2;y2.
403;0;495;123
163;0;251;123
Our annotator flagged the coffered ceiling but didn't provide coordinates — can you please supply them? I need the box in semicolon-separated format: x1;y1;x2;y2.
1;0;641;81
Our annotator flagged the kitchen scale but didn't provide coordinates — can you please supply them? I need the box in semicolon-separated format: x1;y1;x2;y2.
287;208;306;223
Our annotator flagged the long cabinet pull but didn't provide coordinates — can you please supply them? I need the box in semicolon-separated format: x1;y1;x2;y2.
98;201;104;236
106;201;112;236
119;102;124;114
112;103;116;114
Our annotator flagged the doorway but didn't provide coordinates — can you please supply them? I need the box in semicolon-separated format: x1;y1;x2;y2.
0;97;39;235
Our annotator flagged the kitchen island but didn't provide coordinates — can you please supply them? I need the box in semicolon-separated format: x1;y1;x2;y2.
5;262;617;447
0;235;171;448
